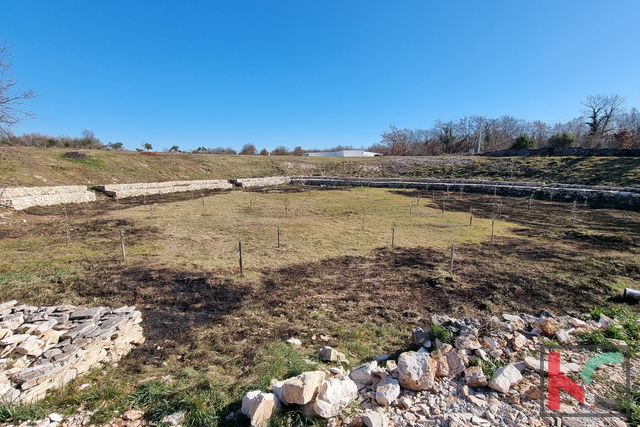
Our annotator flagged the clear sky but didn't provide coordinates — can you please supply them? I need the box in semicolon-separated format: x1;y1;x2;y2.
2;0;639;152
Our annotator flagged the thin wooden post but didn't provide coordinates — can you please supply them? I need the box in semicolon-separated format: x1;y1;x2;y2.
409;204;412;216
285;206;288;216
450;244;455;274
62;206;71;245
391;228;395;248
201;193;205;205
417;195;421;206
277;226;280;248
491;220;495;243
238;242;243;274
143;195;147;211
250;199;252;210
120;230;126;261
469;214;473;227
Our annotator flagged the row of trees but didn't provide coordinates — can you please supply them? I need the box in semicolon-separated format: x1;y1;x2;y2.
375;95;640;156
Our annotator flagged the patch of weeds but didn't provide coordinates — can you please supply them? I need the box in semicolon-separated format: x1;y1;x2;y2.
267;408;327;427
428;324;452;345
576;331;611;346
130;371;233;427
0;402;46;423
245;342;312;392
589;305;632;322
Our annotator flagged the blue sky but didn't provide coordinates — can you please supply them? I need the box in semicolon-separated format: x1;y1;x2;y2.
3;0;639;152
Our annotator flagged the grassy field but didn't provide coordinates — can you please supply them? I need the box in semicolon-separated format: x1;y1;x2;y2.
0;182;639;425
1;146;640;187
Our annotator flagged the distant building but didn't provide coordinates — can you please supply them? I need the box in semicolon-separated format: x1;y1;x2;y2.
304;149;382;157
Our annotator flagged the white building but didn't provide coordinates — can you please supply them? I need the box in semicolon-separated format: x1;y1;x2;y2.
304;149;382;157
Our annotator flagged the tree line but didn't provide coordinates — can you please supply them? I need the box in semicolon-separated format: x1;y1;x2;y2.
374;95;639;156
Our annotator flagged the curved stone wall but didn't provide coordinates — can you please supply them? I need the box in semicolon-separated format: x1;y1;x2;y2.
231;176;291;187
0;186;96;211
92;179;233;199
292;176;640;209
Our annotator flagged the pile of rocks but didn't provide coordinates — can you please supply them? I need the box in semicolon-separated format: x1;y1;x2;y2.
92;180;232;199
0;186;96;211
231;176;291;187
0;300;144;403
241;311;637;426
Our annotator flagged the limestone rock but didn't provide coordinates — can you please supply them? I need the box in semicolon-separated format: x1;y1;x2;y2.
313;377;358;418
162;410;186;426
511;334;528;350
488;364;522;394
317;346;347;363
281;371;325;405
455;334;481;350
349;361;377;384
375;377;400;406
556;328;571;344
444;350;466;377
397;351;437;391
464;366;488;387
362;411;388;427
533;318;558;336
241;391;280;427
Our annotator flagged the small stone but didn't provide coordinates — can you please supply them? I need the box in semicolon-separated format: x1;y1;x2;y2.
556;328;571;344
488;364;522;394
375;377;400;406
533;318;558;336
397;351;438;391
350;361;377;384
122;409;144;421
48;413;63;423
362;411;388;427
286;338;302;346
464;366;488;387
455;334;482;350
161;410;186;426
313;377;358;418
281;371;325;405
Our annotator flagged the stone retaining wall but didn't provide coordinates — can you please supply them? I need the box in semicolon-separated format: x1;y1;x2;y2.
292;176;640;209
0;186;96;211
231;176;291;187
92;180;233;199
481;147;640;157
0;300;144;403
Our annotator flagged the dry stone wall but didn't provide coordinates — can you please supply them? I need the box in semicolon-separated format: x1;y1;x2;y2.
292;176;640;209
92;180;232;199
0;186;96;211
231;176;291;187
0;300;144;403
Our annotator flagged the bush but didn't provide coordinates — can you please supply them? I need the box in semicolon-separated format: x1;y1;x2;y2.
548;132;575;148
510;133;536;150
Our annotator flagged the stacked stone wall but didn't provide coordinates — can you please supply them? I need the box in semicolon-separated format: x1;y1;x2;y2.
231;176;291;187
0;186;96;211
0;300;144;403
93;180;232;199
292;176;640;209
481;147;640;157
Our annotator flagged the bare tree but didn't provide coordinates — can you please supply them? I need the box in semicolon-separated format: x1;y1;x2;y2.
239;143;256;155
0;41;37;135
581;94;626;145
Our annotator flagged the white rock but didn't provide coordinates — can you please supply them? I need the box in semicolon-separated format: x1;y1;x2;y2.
313;377;358;418
286;338;302;346
397;351;438;391
281;371;325;405
161;410;186;426
556;328;571;344
349;361;377;384
488;364;522;394
375;377;400;406
48;413;63;422
362;411;388;427
241;391;281;427
455;334;482;350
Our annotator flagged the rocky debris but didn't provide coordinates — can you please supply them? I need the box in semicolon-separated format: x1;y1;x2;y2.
241;309;638;427
0;301;144;403
62;151;88;159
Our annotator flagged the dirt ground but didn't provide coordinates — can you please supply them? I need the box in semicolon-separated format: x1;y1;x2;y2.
6;188;634;370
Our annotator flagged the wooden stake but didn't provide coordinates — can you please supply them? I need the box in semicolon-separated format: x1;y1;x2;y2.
469;214;473;227
450;244;455;274
201;192;205;205
62;206;71;244
362;217;365;231
238;242;243;274
409;204;412;216
143;195;147;211
277;226;280;248
391;228;395;248
120;230;126;261
491;220;495;243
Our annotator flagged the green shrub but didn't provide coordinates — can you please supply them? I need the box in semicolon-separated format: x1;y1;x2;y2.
548;132;575;148
428;324;452;344
511;133;537;150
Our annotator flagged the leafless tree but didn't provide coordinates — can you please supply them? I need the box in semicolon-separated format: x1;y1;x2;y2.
239;143;256;155
0;41;37;136
581;94;626;145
